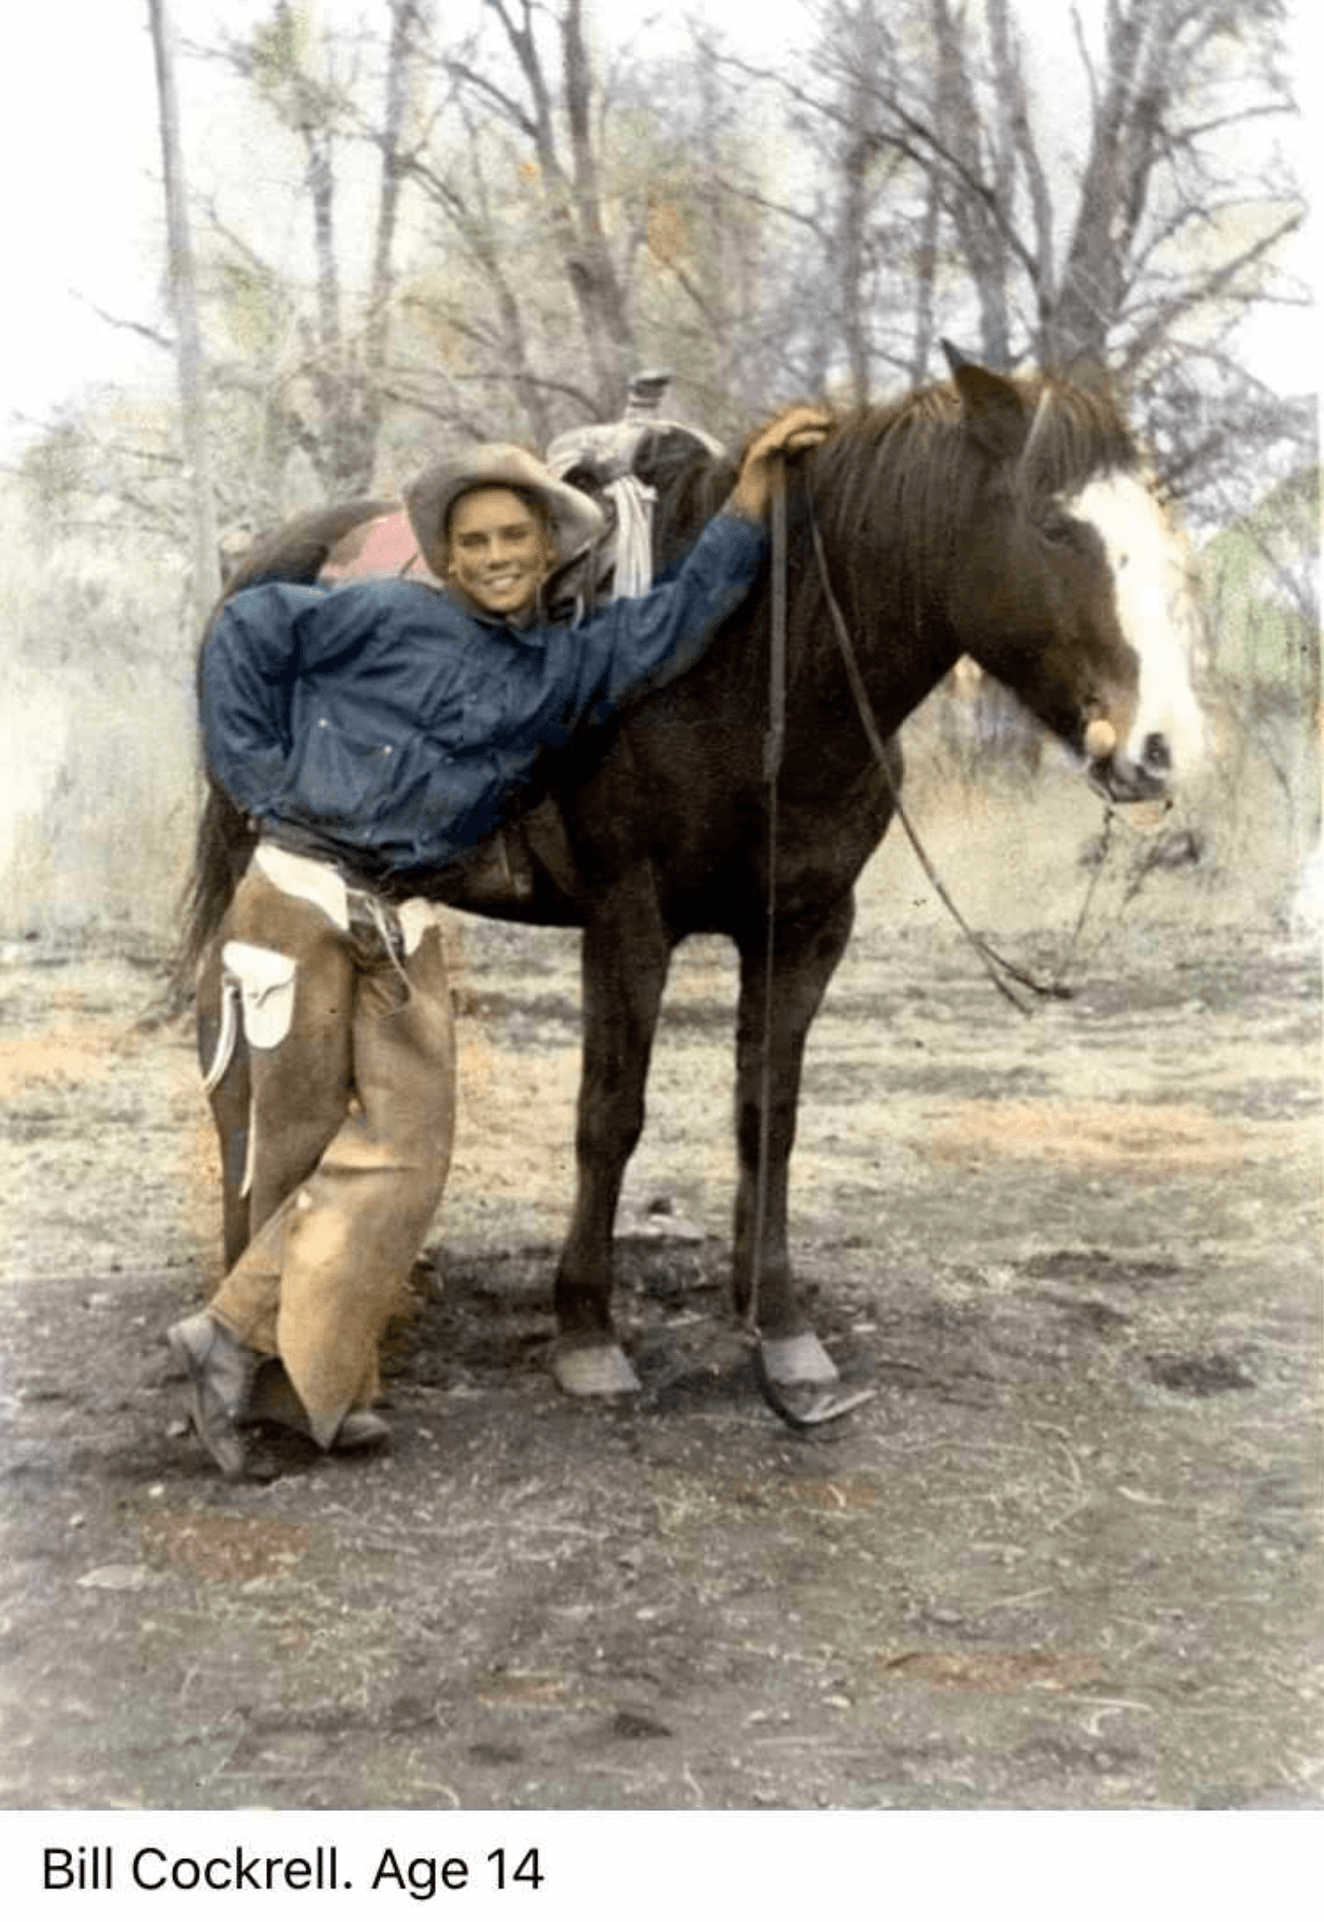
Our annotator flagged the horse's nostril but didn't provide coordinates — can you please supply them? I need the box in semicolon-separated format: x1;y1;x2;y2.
1142;732;1171;773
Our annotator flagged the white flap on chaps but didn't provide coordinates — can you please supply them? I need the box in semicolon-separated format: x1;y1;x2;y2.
221;940;297;1051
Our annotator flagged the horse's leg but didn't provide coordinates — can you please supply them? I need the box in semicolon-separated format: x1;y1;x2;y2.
733;892;856;1385
551;869;672;1396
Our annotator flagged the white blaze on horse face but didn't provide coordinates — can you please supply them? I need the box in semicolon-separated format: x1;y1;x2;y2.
1064;471;1205;784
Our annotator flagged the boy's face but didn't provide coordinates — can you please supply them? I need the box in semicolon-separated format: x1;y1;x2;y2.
442;487;557;617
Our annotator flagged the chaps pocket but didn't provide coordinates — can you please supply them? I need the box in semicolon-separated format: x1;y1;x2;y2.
221;940;297;1051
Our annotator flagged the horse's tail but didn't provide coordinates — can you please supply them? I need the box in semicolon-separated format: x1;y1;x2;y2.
176;783;260;987
171;496;393;994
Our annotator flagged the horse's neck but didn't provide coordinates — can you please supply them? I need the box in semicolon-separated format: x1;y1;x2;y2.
793;511;962;745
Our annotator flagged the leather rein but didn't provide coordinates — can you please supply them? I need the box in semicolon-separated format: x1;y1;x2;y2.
801;490;1075;1016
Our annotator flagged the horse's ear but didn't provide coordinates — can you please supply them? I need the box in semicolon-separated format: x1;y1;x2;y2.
947;357;1030;466
940;338;972;376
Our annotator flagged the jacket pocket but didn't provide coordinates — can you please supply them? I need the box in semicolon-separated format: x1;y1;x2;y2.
283;711;397;828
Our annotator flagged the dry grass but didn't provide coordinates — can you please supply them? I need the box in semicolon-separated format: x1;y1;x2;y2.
0;504;198;935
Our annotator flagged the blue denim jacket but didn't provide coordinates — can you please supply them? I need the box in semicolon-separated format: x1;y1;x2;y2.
200;510;766;883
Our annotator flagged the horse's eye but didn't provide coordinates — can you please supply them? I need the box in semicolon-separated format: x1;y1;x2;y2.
1040;515;1078;548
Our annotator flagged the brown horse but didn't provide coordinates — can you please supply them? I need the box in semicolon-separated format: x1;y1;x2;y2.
183;353;1205;1405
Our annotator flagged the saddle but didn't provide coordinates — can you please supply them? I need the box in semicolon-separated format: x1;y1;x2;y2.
544;393;724;609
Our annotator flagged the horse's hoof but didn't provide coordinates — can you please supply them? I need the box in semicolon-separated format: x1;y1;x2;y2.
551;1341;641;1398
760;1332;839;1387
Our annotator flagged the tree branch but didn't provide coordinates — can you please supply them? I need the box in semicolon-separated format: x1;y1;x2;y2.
1118;207;1305;375
75;296;174;354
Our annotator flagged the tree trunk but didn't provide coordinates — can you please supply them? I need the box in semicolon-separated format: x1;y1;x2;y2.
1051;0;1171;373
930;0;1012;369
909;166;941;388
353;0;424;486
147;0;219;628
483;0;634;415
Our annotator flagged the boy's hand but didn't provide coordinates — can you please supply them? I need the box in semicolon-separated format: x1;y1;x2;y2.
729;405;833;521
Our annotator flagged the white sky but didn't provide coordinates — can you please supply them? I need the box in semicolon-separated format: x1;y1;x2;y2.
0;0;1315;465
1;5;160;450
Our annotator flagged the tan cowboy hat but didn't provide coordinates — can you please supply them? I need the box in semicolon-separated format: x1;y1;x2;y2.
404;443;606;566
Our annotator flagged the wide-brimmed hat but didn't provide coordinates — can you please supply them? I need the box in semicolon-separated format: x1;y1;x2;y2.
404;443;606;566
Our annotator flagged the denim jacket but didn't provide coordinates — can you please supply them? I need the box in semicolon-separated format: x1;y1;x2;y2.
200;509;765;884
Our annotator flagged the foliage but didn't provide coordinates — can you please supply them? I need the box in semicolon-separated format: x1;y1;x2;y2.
1201;462;1320;694
0;494;198;933
15;420;88;522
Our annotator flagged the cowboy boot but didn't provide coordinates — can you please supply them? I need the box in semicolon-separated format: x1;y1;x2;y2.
167;1309;261;1478
243;1360;391;1454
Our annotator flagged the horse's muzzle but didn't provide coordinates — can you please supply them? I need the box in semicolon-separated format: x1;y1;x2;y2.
1088;730;1173;805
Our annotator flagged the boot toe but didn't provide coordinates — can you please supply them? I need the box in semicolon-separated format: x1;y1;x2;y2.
167;1314;259;1479
333;1410;391;1452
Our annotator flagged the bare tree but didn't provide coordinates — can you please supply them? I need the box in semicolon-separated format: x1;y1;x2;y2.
69;0;1309;545
382;3;781;445
147;0;220;626
741;0;1305;494
439;0;635;417
198;0;429;500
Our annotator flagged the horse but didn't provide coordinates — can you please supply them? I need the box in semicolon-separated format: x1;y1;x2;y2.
182;349;1205;1409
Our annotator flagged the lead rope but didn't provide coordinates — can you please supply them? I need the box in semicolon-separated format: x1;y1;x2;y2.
746;462;788;1342
1058;803;1117;976
804;493;1087;1013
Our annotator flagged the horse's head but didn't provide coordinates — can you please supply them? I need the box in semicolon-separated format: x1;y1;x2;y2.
941;351;1205;803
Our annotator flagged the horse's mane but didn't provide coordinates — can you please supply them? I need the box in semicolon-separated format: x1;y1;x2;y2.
635;379;1140;596
811;379;1140;580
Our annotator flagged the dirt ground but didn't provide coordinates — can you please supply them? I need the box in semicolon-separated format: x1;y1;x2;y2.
1;775;1320;1813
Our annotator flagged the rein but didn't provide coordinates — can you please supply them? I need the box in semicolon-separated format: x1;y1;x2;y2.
747;465;788;1343
803;491;1080;1015
746;465;876;1434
